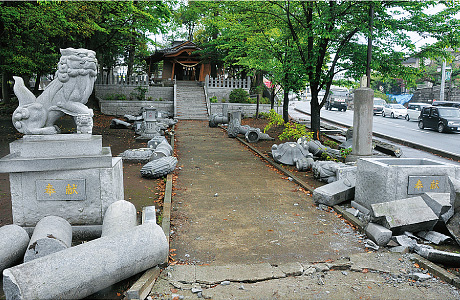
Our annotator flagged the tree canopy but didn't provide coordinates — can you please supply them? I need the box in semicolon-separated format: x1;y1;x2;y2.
175;1;460;137
0;0;172;102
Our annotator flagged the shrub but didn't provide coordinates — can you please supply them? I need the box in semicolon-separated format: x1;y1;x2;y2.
229;88;250;103
210;96;218;103
263;109;284;132
129;86;148;101
279;122;309;141
324;140;338;149
340;148;353;159
105;93;127;100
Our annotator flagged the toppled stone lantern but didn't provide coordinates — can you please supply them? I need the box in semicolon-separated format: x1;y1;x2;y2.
0;48;124;228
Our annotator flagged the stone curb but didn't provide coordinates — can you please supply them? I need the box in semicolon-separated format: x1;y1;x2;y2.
411;254;460;289
126;127;175;300
162;125;175;249
294;107;460;162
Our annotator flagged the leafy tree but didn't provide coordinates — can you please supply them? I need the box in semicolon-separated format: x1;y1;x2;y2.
200;1;460;139
0;1;171;104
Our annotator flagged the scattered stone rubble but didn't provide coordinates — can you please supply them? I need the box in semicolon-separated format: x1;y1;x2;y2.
312;156;460;267
1;200;168;299
227;111;274;143
116;106;178;179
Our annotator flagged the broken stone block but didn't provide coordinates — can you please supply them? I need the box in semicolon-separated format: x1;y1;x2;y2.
416;231;452;245
421;192;453;223
141;156;177;179
147;136;167;150
121;148;154;163
351;200;370;216
446;212;460;246
110;119;132;129
336;165;357;182
391;235;417;249
0;224;29;273
408;272;431;282
448;176;460;211
345;207;359;217
364;239;379;251
365;223;392;246
271;142;309;165
312;161;346;183
313;178;355;206
23;216;72;263
389;246;410;254
150;140;173;160
371;196;439;234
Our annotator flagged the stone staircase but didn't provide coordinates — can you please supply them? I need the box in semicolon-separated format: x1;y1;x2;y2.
175;81;209;120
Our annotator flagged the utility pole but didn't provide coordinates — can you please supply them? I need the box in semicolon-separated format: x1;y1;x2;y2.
366;3;374;88
440;59;446;101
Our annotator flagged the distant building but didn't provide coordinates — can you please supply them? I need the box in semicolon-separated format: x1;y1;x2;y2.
145;41;215;81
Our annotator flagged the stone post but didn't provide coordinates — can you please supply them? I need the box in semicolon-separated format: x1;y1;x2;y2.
347;85;374;162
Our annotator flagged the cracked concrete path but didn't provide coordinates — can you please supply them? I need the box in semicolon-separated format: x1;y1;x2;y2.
169;120;362;265
151;120;460;299
152;253;460;299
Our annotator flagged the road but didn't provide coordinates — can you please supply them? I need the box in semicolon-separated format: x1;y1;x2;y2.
292;101;460;157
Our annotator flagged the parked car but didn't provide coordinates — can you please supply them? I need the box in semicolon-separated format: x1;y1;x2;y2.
432;101;460;109
382;103;407;118
373;98;386;115
418;106;460;133
405;102;430;121
325;96;347;111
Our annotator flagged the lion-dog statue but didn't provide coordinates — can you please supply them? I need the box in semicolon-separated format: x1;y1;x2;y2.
12;48;97;135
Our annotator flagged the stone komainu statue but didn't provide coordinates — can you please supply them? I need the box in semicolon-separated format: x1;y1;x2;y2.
12;48;97;135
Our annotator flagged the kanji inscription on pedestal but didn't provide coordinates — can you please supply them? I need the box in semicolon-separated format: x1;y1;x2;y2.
407;175;448;195
36;179;86;201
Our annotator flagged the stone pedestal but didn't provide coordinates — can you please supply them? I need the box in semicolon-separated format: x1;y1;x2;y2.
0;134;124;227
355;157;460;211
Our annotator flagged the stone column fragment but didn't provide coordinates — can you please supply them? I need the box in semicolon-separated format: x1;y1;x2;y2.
23;216;72;263
3;222;168;300
0;225;29;273
102;200;137;237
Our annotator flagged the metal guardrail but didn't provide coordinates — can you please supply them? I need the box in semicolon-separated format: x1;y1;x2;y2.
294;107;460;162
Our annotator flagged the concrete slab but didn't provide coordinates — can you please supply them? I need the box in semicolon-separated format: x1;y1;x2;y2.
168;264;196;284
371;196;438;234
276;262;303;276
195;263;278;284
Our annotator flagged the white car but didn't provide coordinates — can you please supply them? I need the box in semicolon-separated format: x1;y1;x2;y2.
405;102;430;121
382;104;407;119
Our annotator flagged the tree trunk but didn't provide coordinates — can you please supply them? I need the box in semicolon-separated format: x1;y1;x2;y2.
33;75;41;95
283;90;289;123
1;71;11;105
256;94;260;119
310;92;321;140
270;86;275;110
